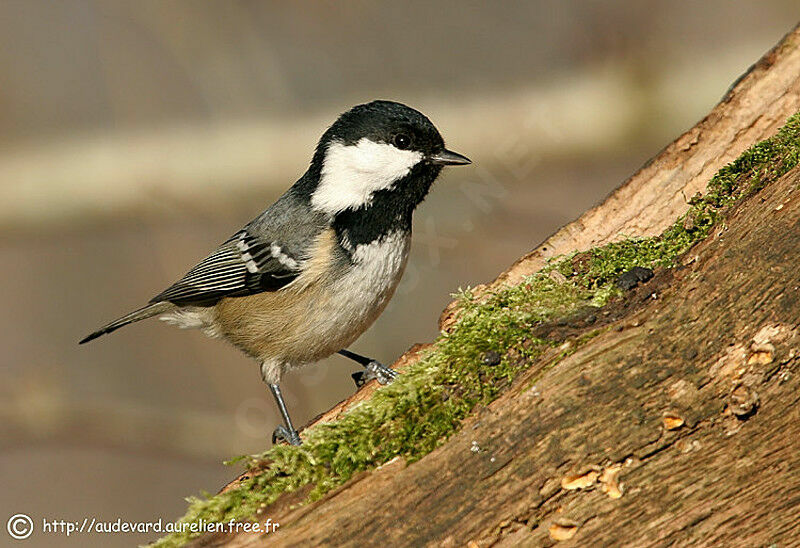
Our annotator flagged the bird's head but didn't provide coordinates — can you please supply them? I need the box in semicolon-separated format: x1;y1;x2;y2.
308;100;470;216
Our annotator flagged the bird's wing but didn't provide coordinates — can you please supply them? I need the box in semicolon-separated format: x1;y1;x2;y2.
149;228;305;306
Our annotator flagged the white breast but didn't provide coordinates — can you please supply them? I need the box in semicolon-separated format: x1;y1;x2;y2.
303;231;411;356
340;231;411;305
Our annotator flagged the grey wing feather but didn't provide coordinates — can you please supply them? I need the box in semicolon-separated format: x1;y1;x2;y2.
150;186;329;307
150;229;303;306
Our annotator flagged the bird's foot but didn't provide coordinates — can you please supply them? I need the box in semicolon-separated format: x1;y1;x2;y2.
272;425;302;446
352;360;398;387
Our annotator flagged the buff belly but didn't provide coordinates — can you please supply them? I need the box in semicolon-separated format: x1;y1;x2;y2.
161;229;411;383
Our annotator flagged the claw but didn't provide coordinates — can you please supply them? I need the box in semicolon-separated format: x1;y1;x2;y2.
272;425;302;446
353;360;398;387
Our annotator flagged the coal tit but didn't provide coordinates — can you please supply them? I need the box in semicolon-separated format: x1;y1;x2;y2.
80;100;471;445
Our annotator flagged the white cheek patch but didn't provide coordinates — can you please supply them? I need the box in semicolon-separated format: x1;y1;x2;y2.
311;138;424;214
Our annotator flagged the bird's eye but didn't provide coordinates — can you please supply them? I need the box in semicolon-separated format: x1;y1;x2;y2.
393;133;411;150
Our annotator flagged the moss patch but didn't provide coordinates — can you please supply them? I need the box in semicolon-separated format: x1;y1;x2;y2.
556;112;800;294
153;112;800;547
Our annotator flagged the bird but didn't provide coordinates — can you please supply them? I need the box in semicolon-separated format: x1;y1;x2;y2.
80;100;471;445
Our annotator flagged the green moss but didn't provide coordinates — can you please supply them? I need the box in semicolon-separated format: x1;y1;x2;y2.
153;112;800;547
554;112;800;295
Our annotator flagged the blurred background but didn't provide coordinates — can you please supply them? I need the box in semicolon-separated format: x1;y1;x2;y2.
1;1;798;546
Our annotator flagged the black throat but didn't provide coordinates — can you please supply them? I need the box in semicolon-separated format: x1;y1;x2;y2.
331;163;442;250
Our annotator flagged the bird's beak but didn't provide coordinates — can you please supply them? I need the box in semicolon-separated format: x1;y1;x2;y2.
428;149;472;166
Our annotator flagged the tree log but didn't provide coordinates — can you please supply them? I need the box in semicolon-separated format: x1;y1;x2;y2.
175;24;800;548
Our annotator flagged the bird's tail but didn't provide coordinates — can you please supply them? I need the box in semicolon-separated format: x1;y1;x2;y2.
79;301;173;344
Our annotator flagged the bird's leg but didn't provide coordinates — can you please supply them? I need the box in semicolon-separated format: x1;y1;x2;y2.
268;383;302;446
338;349;398;387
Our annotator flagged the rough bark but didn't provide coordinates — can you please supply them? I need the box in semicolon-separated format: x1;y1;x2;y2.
194;24;800;547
